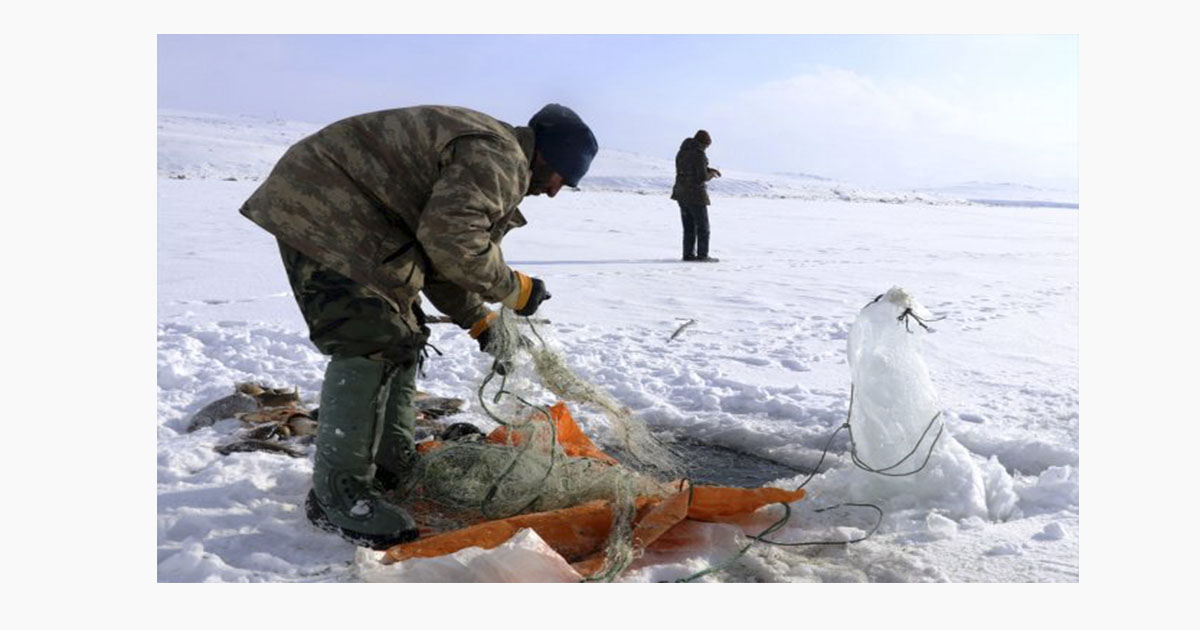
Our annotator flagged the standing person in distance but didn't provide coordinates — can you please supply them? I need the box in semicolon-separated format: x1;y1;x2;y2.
670;129;721;263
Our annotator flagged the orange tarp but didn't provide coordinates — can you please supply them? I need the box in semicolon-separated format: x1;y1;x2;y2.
568;482;694;576
385;402;805;575
385;498;644;564
486;401;619;464
383;482;804;572
687;486;807;522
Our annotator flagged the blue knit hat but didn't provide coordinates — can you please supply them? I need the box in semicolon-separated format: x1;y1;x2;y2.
528;104;598;187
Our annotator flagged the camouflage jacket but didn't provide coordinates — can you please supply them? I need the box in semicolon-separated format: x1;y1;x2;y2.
240;106;534;335
670;137;712;206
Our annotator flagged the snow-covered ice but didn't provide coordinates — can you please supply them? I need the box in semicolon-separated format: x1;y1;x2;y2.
157;110;1078;582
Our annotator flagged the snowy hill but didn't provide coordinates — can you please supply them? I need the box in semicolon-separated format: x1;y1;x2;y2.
157;110;1078;582
159;109;1076;208
918;181;1079;208
157;109;315;182
584;147;975;206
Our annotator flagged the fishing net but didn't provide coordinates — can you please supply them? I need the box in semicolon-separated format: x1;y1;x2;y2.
529;344;683;476
400;308;682;578
478;308;681;476
411;427;666;519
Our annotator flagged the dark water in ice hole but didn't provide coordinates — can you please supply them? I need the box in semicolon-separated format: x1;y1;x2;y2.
414;422;812;488
606;436;812;488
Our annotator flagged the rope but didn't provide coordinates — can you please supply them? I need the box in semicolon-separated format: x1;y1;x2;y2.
845;383;945;477
671;499;884;582
754;502;884;547
468;311;559;520
672;380;940;582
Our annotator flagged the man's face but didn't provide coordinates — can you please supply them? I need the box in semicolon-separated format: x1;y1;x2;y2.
527;152;566;198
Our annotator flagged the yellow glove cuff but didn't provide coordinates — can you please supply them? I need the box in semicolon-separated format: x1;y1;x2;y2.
501;271;534;311
468;311;499;340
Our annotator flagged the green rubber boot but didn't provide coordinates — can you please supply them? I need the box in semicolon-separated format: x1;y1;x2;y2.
373;355;419;495
306;355;418;550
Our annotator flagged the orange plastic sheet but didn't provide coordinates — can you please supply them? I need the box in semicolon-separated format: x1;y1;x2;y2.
385;401;806;577
384;484;697;578
487;401;619;464
384;497;656;565
414;402;617;463
686;486;807;522
383;482;804;573
568;482;693;577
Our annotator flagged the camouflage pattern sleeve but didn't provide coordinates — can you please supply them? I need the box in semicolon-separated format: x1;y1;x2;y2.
421;271;491;329
415;135;525;304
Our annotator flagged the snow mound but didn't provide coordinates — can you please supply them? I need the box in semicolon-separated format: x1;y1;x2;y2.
157;110;316;181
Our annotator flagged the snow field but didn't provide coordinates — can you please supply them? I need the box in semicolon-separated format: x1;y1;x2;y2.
158;111;1078;582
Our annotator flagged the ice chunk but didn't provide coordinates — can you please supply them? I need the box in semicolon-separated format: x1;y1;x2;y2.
982;455;1021;521
1033;522;1066;541
1017;465;1078;510
925;512;958;539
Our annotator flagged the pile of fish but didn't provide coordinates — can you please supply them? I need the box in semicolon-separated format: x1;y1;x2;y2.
186;382;466;457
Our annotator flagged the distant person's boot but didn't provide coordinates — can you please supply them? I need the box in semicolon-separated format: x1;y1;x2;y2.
694;234;717;263
306;355;419;550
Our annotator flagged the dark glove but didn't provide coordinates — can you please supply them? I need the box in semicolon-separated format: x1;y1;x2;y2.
504;271;551;317
518;277;549;316
516;277;551;316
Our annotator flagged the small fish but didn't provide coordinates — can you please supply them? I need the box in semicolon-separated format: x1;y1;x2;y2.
285;415;319;438
236;408;310;425
214;439;305;458
668;319;696;343
439;422;486;442
241;422;286;440
414;395;465;421
238;382;302;408
186;392;258;432
187;382;304;432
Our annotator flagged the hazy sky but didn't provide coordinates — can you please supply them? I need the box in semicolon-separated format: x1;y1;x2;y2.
158;34;1077;189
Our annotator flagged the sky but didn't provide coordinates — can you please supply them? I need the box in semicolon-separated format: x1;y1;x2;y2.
158;34;1077;189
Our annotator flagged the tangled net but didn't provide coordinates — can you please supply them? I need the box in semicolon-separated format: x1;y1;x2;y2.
402;309;683;579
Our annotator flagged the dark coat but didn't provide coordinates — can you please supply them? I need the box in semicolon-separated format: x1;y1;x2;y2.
670;137;713;206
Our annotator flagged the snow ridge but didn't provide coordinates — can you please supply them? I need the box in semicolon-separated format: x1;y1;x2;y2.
158;110;1072;208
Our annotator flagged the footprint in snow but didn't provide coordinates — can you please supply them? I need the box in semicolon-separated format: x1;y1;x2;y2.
779;358;811;372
